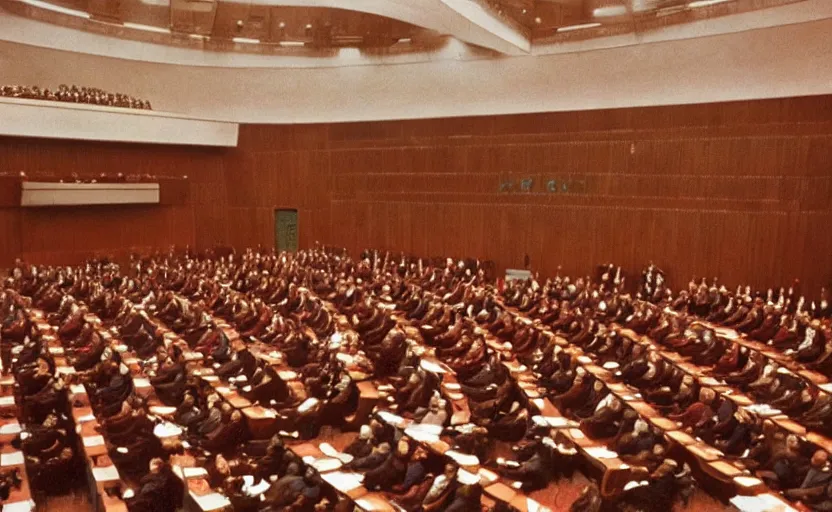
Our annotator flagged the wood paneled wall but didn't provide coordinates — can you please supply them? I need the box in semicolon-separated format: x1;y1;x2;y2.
1;95;830;292
229;95;832;291
0;136;224;265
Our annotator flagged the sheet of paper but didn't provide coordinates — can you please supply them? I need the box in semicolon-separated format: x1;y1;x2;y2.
1;499;35;512
1;451;24;466
93;465;120;481
83;435;105;447
0;422;21;435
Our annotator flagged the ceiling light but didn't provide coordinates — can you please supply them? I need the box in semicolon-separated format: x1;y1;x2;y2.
279;22;286;28
688;0;731;6
305;24;312;29
396;38;412;44
279;41;305;47
593;5;627;17
232;37;260;43
188;34;207;40
20;0;89;18
535;17;541;24
557;22;601;32
123;22;170;34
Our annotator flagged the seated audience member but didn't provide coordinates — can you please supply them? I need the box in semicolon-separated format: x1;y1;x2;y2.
125;458;183;512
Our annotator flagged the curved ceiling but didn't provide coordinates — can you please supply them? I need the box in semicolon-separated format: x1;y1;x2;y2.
0;0;810;59
0;0;830;124
1;0;831;124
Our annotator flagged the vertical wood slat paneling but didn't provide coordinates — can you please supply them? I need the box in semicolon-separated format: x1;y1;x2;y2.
262;96;831;292
1;96;830;293
0;135;216;266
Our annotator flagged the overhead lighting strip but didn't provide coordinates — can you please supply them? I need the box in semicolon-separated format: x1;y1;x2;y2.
20;0;90;19
688;0;733;7
123;22;171;34
557;22;602;33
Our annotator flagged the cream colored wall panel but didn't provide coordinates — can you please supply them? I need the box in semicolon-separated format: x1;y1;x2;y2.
0;98;239;146
21;182;161;206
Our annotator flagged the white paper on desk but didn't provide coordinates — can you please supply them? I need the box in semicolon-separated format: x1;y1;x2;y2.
744;404;782;417
419;359;448;374
730;494;796;512
527;499;552;512
77;414;96;423
543;416;575;428
0;396;16;406
83;435;105;447
322;471;364;492
56;366;76;375
377;411;408;428
48;347;64;355
154;422;183;438
734;476;762;488
203;376;220;383
277;370;298;381
405;423;443;443
446;450;479;467
133;377;150;388
93;465;120;481
243;477;270;497
0;376;14;386
585;446;619;460
0;422;21;435
577;356;592;365
183;467;208;478
310;457;342;473
70;384;87;396
456;469;480;485
714;328;739;340
192;492;231;511
477;467;499;483
216;386;231;395
319;443;341;459
624;480;649;491
1;451;24;466
602;362;620;370
1;499;34;512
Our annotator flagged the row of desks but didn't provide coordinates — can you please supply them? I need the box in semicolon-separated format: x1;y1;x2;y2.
22;308;129;512
672;312;832;448
304;288;559;511
492;293;800;512
406;288;650;498
0;334;34;512
152;292;399;512
223;283;559;511
374;288;643;503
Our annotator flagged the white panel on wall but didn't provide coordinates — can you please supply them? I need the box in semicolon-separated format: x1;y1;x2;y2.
0;98;239;146
21;182;161;206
